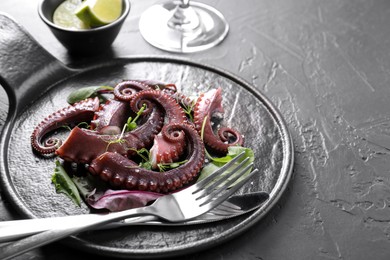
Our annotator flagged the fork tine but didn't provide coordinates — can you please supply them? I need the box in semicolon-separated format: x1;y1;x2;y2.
216;201;241;211
201;169;259;209
198;162;254;205
208;204;243;215
207;208;243;216
198;158;251;198
192;151;246;194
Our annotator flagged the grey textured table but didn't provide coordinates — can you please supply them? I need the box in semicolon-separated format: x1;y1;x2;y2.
1;0;390;259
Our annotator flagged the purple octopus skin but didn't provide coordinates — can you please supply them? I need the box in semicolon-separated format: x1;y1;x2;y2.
130;89;188;125
56;102;164;164
56;89;188;164
138;79;177;95
31;97;100;156
88;123;205;193
113;80;178;102
113;80;151;102
129;89;190;167
90;99;132;132
149;122;186;170
193;88;244;154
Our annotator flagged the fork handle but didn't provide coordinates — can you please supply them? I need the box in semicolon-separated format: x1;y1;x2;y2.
0;214;158;243
0;205;155;260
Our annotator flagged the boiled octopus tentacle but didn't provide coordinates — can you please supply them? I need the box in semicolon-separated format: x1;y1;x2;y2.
88;123;205;193
55;127;128;163
149;123;186;170
56;102;164;164
193;88;244;154
217;126;245;146
113;80;178;102
138;79;177;95
130;89;188;124
130;89;189;165
90;99;132;132
113;80;150;102
31;97;100;157
125;100;164;151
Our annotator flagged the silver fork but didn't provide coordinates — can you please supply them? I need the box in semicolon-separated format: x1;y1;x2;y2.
0;152;258;259
0;193;254;243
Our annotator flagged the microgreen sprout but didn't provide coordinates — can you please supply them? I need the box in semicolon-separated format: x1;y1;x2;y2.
61;125;72;131
200;115;215;161
76;122;90;129
126;104;147;131
157;160;188;172
128;148;152;170
173;94;196;122
182;99;196;122
105;124;127;151
60;122;90;132
105;104;146;151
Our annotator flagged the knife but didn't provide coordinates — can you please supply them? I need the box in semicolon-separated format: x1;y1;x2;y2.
0;191;269;243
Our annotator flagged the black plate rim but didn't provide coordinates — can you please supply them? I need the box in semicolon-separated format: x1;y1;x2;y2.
0;55;294;258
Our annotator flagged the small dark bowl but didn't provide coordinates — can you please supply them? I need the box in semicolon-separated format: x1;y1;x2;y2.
38;0;130;55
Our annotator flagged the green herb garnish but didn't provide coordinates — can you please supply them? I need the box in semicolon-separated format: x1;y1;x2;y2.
125;104;147;131
157;160;188;172
67;85;113;104
105;124;127;151
197;146;255;187
182;99;196;122
198;115;254;186
128;148;153;170
51;160;82;206
105;104;147;151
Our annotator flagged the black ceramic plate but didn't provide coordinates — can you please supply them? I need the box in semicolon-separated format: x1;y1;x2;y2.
0;14;293;259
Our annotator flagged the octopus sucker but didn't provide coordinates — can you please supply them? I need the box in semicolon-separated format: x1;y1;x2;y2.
101;169;112;182
193;88;244;154
125;175;138;189
31;97;100;156
111;174;124;186
88;123;205;192
148;179;158;191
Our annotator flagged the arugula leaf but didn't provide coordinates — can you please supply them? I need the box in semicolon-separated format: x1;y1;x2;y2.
51;160;82;206
197;146;255;187
67;86;113;104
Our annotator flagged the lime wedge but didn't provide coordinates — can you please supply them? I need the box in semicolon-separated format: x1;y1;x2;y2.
53;0;90;29
75;0;122;27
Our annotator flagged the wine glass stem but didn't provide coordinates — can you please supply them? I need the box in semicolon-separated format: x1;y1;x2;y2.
180;0;190;8
168;0;200;32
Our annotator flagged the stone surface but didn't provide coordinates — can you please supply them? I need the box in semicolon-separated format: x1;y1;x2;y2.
1;0;390;259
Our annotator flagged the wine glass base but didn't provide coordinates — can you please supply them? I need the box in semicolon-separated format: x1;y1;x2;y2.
139;1;229;53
